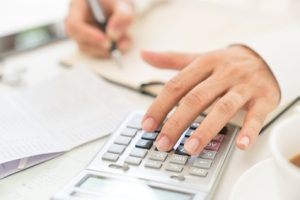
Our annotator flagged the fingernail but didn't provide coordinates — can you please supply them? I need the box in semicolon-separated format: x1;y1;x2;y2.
185;138;200;154
239;136;250;148
156;136;171;151
142;117;155;131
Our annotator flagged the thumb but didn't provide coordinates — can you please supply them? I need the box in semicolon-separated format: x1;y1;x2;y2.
141;51;198;70
107;1;134;40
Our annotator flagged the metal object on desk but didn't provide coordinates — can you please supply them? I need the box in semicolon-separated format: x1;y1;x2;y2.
0;22;66;60
87;0;123;67
0;66;27;87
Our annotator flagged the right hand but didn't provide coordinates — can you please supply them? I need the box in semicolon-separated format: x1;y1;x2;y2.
65;0;135;57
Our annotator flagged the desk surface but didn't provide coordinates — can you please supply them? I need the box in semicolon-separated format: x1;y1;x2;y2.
0;1;297;199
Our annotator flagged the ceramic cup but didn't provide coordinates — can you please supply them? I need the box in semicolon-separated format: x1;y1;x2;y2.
269;114;300;200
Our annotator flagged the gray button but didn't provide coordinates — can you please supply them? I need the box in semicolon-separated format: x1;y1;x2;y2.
127;115;142;129
185;129;194;137
170;154;188;165
107;144;126;155
130;148;148;158
149;151;168;161
125;156;142;166
189;167;208;177
165;163;184;172
114;136;132;146
121;128;137;137
180;137;188;145
102;152;119;162
190;122;200;130
199;150;217;160
144;160;162;169
193;158;212;169
142;132;158;141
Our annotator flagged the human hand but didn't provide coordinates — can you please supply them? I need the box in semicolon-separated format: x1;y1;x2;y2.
65;0;134;57
141;46;280;155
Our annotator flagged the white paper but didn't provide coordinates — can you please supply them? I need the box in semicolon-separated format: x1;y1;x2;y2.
0;96;61;164
0;67;134;167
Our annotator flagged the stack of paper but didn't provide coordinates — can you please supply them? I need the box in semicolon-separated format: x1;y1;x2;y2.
0;67;134;179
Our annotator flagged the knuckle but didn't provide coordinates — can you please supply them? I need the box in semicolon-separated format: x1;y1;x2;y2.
183;92;207;108
165;118;181;130
216;98;238;115
164;76;184;94
65;18;77;37
249;112;264;125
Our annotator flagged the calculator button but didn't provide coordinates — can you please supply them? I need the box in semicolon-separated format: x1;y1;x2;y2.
114;136;132;146
170;154;189;165
127;115;142;129
175;145;190;156
107;144;126;154
130;148;148;158
190;122;200;130
199;150;217;160
135;139;153;149
194;116;203;123
102;152;119;162
185;129;194;137
219;127;228;134
155;124;163;132
180;137;188;145
149;151;168;161
212;134;224;143
141;132;158;141
125;156;142;166
189;167;208;177
121;128;137;138
204;141;221;151
193;158;212;169
144;160;162;169
165;163;184;173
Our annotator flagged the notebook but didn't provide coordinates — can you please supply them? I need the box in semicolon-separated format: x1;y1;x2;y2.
60;0;290;127
0;67;134;179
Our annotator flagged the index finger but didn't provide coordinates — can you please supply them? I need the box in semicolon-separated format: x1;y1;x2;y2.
142;57;214;132
68;21;111;50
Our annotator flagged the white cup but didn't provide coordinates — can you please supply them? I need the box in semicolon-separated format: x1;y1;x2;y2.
269;114;300;200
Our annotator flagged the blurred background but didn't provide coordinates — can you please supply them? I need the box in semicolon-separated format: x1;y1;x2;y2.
1;0;299;58
0;0;299;88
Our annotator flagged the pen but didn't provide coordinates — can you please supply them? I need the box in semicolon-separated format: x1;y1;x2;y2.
87;0;123;66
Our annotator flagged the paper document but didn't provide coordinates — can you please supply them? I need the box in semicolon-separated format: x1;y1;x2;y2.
0;67;134;178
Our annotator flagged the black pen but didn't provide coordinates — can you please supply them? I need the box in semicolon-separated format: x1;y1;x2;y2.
87;0;122;66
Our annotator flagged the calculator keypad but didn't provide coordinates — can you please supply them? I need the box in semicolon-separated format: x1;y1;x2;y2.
149;151;168;161
125;156;142;166
101;112;236;183
144;160;163;169
102;152;119;162
135;139;153;149
107;144;126;154
130;148;148;158
165;163;184;173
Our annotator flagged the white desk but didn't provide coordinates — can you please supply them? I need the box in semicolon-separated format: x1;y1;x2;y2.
0;1;297;199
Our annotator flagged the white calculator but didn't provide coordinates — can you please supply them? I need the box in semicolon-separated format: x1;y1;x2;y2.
52;111;240;200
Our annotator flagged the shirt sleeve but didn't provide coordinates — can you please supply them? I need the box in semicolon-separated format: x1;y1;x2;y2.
132;0;169;15
242;25;300;106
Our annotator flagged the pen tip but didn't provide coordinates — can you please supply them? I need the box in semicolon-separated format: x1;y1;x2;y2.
111;50;123;67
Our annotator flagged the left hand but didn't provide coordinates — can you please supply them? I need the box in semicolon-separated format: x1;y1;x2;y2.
141;46;281;155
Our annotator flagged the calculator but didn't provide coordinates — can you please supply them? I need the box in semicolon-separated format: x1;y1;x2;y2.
52;111;240;200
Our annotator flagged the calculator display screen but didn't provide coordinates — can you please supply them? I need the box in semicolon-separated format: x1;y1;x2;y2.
77;175;193;200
